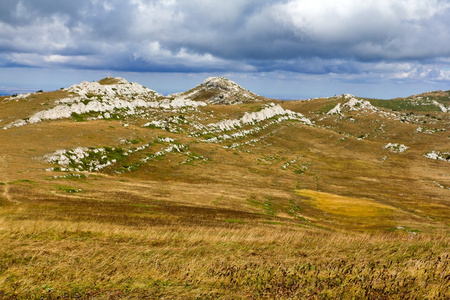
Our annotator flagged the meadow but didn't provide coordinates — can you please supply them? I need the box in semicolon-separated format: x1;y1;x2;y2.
0;79;448;298
1;189;448;299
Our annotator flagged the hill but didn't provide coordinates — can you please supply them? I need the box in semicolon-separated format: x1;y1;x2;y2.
0;77;449;299
168;76;270;104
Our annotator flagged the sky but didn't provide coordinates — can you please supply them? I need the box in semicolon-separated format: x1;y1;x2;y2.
1;0;450;99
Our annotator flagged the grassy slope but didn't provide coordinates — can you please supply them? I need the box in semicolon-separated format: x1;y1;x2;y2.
0;89;449;299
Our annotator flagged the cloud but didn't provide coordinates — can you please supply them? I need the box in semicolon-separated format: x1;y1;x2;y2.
0;0;450;85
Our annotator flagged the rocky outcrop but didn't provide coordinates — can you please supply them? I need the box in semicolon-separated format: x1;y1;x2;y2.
424;151;450;162
328;95;379;115
208;103;311;132
175;77;265;105
3;78;206;129
66;77;162;99
384;143;409;153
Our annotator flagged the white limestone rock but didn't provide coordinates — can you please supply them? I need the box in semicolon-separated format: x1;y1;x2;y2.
207;103;312;132
4;81;206;129
432;100;448;113
66;77;163;99
327;103;342;115
179;77;262;105
384;143;409;153
424;151;450;162
343;97;379;112
4;92;33;101
170;95;207;108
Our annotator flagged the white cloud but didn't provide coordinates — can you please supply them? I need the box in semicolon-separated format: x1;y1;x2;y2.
133;41;256;71
0;13;72;53
268;0;450;59
1;0;450;91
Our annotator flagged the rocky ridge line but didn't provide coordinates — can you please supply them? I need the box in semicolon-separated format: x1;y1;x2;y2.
3;78;206;129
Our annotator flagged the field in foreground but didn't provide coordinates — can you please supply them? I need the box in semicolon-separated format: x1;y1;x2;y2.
0;204;449;299
0;77;449;298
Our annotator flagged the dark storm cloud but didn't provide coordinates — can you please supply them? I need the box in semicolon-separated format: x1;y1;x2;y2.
1;0;450;81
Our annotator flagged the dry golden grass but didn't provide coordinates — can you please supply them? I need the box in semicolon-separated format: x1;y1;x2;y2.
0;90;71;126
0;212;448;299
297;189;396;217
0;167;448;298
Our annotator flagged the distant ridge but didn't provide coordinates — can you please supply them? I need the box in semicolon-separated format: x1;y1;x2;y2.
0;88;37;96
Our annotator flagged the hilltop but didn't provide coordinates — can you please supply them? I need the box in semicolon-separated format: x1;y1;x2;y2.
169;76;269;105
0;77;449;299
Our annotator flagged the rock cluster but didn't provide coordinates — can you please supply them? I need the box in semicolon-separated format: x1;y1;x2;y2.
424;151;450;162
66;77;162;99
44;147;120;172
328;96;379;115
208;103;311;132
178;77;262;105
384;143;409;153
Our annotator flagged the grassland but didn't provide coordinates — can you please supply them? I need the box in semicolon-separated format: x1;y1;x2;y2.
0;83;449;299
0;222;448;299
0;185;448;299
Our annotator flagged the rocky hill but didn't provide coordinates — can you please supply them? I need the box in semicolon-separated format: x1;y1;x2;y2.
1;76;448;231
169;76;269;104
0;77;449;298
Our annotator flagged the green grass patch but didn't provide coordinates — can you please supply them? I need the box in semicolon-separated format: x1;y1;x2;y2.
247;197;275;216
62;173;87;180
57;185;82;193
387;226;421;233
102;147;126;161
9;179;34;184
200;133;217;140
318;102;340;114
294;168;305;174
120;162;141;172
369;99;439;112
143;124;159;129
225;219;246;224
128;138;142;145
71;112;87;122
